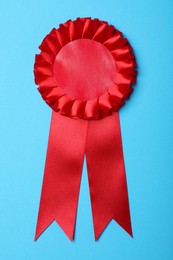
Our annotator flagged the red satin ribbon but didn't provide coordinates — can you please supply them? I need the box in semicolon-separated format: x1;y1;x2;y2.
34;18;136;241
35;111;132;240
34;18;137;120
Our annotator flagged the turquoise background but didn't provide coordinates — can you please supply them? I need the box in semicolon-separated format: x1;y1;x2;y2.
0;0;173;259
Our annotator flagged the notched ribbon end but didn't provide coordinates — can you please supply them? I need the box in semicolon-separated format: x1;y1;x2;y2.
34;219;55;241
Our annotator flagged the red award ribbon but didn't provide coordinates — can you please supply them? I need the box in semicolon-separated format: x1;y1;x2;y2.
34;17;137;241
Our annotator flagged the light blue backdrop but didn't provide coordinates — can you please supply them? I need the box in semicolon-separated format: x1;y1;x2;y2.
0;0;173;259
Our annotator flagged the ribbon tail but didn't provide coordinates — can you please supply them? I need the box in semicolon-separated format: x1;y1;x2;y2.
86;112;132;240
35;111;88;241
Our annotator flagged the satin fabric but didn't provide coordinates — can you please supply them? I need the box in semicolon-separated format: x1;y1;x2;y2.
34;18;136;120
53;39;115;100
35;112;132;240
34;18;136;241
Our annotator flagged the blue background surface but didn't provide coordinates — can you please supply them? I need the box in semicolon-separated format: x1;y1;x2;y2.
0;0;173;259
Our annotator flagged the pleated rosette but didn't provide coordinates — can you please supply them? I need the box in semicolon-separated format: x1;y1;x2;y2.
34;17;137;120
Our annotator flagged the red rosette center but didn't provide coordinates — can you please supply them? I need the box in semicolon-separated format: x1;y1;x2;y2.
53;39;115;100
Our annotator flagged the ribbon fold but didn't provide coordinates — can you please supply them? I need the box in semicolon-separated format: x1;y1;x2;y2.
34;17;136;120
